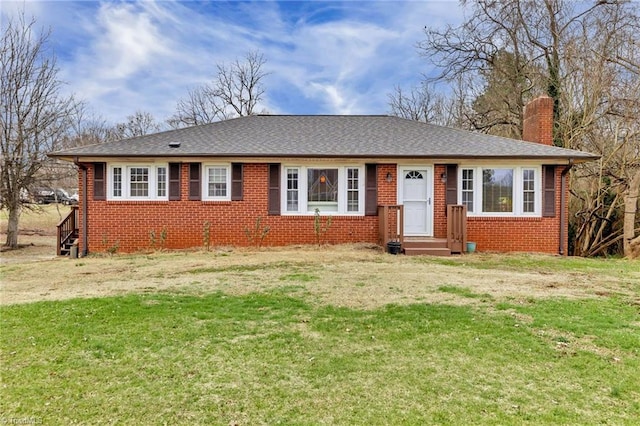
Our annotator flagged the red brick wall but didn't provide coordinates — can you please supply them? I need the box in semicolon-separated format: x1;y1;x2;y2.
77;162;567;254
80;163;380;253
433;164;448;237
431;164;567;254
377;164;397;205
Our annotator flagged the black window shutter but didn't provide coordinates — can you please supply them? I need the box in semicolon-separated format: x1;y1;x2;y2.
189;163;201;201
93;162;106;200
445;164;458;215
365;164;378;216
231;163;243;201
169;163;181;201
268;163;280;215
543;165;556;217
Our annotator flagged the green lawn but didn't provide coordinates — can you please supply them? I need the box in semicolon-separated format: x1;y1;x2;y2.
2;284;639;424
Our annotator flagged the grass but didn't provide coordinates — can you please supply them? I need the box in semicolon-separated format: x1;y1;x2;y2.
2;290;639;424
421;252;639;276
1;204;73;233
1;207;639;423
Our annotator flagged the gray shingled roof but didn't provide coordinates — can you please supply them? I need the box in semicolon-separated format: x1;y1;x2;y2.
49;115;598;162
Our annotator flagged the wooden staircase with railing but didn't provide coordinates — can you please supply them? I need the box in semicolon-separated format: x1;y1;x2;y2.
378;204;468;256
57;206;79;256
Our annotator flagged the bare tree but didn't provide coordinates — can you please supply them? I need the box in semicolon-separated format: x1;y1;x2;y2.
168;51;268;128
1;14;78;248
59;103;113;149
560;3;640;258
113;110;162;139
419;0;611;144
389;84;448;126
169;87;223;128
416;0;640;257
388;78;474;129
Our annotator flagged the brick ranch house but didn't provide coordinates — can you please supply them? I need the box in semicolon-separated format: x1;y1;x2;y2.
49;96;597;256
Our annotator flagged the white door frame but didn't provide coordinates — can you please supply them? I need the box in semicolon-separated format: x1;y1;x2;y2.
397;165;434;236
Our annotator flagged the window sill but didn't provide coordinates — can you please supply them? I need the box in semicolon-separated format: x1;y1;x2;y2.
467;215;543;221
105;200;170;205
199;200;233;205
281;212;366;218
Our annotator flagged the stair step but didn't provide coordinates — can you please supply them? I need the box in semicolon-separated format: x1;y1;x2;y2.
60;238;79;257
404;247;452;257
403;239;449;249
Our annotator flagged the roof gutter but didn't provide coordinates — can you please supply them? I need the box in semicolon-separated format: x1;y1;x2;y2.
73;156;89;257
51;153;599;164
559;161;573;256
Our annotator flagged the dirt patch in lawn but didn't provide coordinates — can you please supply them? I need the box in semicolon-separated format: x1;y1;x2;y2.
2;235;637;308
0;234;58;263
0;204;68;263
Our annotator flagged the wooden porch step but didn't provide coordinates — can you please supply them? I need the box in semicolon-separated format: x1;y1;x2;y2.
404;247;452;256
60;238;78;256
402;238;452;256
402;238;449;249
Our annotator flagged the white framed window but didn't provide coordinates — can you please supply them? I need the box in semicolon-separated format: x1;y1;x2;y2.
482;168;513;213
282;165;364;215
307;168;339;212
203;165;230;200
108;164;168;200
347;168;359;212
129;167;149;197
113;167;123;197
461;169;474;212
459;166;541;216
286;168;299;212
522;168;536;213
157;166;167;198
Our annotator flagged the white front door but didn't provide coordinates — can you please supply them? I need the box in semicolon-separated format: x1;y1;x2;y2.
400;168;433;236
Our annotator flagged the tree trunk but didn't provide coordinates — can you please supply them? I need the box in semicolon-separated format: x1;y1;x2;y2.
4;203;21;248
623;170;640;259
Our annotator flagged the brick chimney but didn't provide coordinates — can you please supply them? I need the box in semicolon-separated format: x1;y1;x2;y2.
522;95;554;146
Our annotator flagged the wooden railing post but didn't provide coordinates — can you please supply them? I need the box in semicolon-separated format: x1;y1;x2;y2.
447;204;467;253
398;205;404;247
56;220;62;256
381;205;389;247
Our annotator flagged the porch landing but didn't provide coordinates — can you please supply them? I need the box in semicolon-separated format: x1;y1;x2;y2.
402;237;451;257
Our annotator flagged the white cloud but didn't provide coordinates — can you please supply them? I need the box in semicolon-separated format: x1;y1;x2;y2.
93;3;170;79
3;0;465;124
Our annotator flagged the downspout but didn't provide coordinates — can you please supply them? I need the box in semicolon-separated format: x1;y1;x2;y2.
559;161;573;256
74;157;89;257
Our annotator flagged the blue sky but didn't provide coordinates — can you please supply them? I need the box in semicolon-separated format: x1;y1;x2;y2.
2;1;464;126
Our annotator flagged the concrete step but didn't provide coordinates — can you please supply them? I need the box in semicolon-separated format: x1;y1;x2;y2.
404;247;452;256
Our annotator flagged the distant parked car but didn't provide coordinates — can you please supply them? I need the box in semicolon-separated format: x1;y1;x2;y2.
34;187;55;204
55;189;77;205
34;188;77;205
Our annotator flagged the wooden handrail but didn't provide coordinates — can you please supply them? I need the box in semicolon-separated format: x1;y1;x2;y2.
378;204;404;251
56;206;78;256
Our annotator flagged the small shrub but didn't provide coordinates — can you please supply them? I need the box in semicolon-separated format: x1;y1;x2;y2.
101;234;119;255
149;229;157;249
149;226;168;250
244;216;270;248
106;241;119;255
159;226;168;249
203;221;211;251
313;208;333;246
